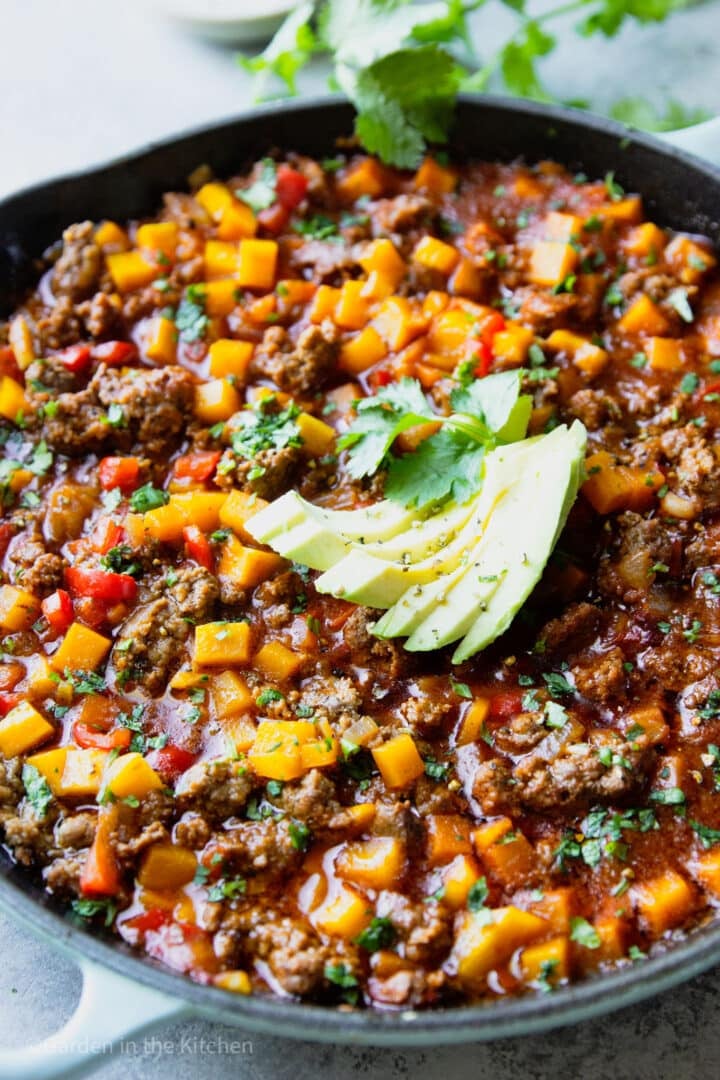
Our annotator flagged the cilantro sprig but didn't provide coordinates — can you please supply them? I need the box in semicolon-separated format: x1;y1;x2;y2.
337;370;529;510
243;0;695;168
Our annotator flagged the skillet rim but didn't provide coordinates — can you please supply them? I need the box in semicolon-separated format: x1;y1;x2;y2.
2;91;720;1044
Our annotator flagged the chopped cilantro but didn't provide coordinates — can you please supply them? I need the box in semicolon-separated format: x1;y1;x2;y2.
288;820;312;851
569;916;601;949
236;159;277;212
22;764;53;819
129;484;168;513
71;898;117;927
467;876;489;912
355;916;396;952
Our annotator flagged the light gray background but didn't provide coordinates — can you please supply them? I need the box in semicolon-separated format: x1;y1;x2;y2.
3;1;720;1076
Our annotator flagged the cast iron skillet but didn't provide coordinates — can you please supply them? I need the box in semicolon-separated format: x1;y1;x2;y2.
2;95;720;1077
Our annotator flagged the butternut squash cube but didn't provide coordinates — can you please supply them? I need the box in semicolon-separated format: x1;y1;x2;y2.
427;814;472;867
214;970;252;994
103;752;164;801
646;337;684;372
228;717;258;753
492;325;535;369
218;535;284;590
450;258;484;300
528;241;578;287
361;270;398;302
413;236;460;275
204;240;239;279
582;451;664;515
51;622;111;673
665;235;716;285
597;196;642;223
373;296;426;352
95;221;130;250
358;238;406;285
142;501;188;543
0;584;40;631
145;316;177;365
60;748;109;798
218;202;257;242
248;719;315;781
345;803;376;832
210;670;255;718
443;854;484;909
693;849;720;899
451;906;548;983
594;914;626;962
237;239;278;290
208;339;254;380
194;378;241;424
543;212;582;242
300;730;339;769
171;492;227;532
204;280;241;317
336;158;385;202
528;887;575;934
617;294;669;337
195;181;233;219
414;157;458;195
313;884;372;939
254;640;304;681
625;222;666;260
456;697;490;746
520;935;570;984
0;376;30;422
0;701;54;758
632;870;695;935
372;733;425;789
26;747;68;793
335;280;370;330
107;251;157;293
336;837;405;890
136;222;178;261
219;490;268;543
309;285;341;324
193;621;252;666
473;818;535;888
9;315;35;369
138;843;198;890
340;326;388;375
297;413;336;456
546;329;609;379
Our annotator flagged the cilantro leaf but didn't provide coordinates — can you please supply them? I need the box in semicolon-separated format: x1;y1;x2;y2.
337;377;432;479
569;916;601;949
611;97;712;132
240;3;317;97
386;426;487;509
231;398;302;460
236;159;278;213
450;369;526;435
22;764;53;819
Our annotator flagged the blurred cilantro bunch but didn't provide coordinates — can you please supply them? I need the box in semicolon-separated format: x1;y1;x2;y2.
242;0;707;167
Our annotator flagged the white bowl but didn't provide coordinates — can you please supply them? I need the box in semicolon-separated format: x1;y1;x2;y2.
155;0;296;45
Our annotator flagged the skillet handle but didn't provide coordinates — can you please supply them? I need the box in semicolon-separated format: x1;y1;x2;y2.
658;116;720;167
0;955;189;1080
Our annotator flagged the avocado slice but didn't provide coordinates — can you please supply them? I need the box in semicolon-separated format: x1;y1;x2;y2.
374;424;585;652
451;423;586;662
262;518;353;570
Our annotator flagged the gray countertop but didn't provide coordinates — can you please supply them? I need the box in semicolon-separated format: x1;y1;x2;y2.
4;1;720;1075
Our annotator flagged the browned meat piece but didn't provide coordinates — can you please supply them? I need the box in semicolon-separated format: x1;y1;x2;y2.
491;711;547;756
472;727;651;813
6;534;66;597
659;425;720;511
371;195;433;235
412;775;460;816
291;240;357;280
44;852;86;894
217;444;303;503
513;286;578;333
538;601;600;656
43;363;195;458
572;647;627;704
342;606;413;680
685;520;720;570
250;322;340;396
0;758;23;822
597;512;675;601
369;795;423;850
111;565;218;693
175;759;253;820
273;771;340;828
376;893;452;965
567;388;611;431
211;819;303;878
173;812;212;850
641;634;715;692
245;911;346;997
55;812;96;850
77;290;123;339
35;295;84;350
395;692;452;735
253;569;305;628
25;357;80;395
51;222;102;302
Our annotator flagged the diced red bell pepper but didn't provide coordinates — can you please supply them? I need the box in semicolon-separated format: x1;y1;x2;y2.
80;810;121;897
66;566;138;603
92;340;138;366
124;908;170;935
0;346;22;380
702;378;720;398
173;451;221;483
73;722;132;751
98;456;140;494
0;693;23;717
182;525;213;571
41;589;74;634
369;367;394;389
488;689;525;721
275;164;309;211
257;202;290;235
55;344;92;374
90;517;125;555
479;311;506;347
0;523;15;560
473;344;493;378
146;743;197;780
